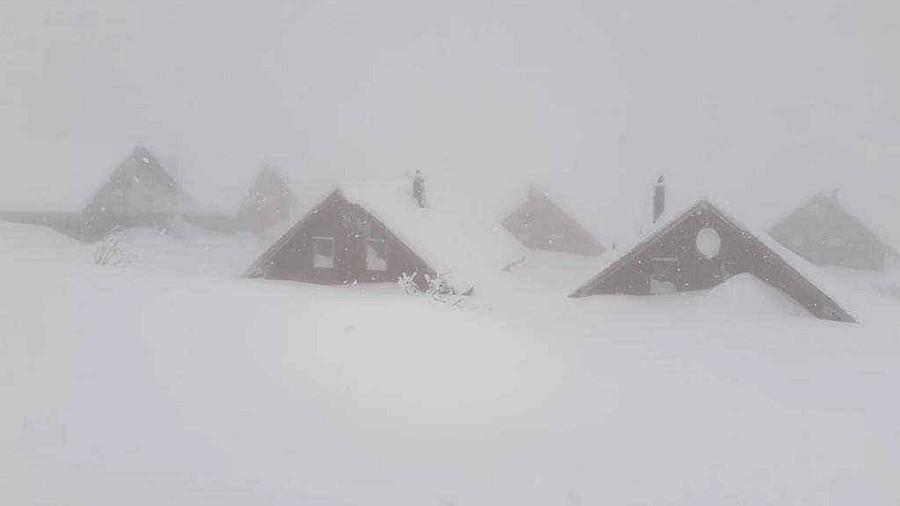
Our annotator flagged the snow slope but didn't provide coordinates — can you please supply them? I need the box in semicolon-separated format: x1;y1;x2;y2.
1;222;900;505
106;223;266;277
696;272;811;319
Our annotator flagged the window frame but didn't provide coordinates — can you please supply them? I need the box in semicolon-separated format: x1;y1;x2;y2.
366;237;388;272
312;236;335;269
649;257;679;294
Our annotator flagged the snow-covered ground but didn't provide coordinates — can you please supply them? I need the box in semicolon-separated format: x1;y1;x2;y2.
1;222;899;505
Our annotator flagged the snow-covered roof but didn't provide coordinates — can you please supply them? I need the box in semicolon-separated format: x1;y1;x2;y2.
248;177;528;292
571;197;859;322
348;179;528;288
497;182;613;247
499;183;611;251
770;189;900;257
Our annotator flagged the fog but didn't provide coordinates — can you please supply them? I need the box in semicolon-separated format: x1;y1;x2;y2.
1;0;898;239
4;4;900;504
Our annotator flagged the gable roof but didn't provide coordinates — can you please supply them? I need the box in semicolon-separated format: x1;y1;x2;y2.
83;146;186;212
501;183;613;243
230;166;298;230
245;178;528;292
570;198;857;323
502;185;607;255
771;190;899;258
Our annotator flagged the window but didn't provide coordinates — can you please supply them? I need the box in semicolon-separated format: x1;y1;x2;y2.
364;222;387;272
366;238;388;271
313;237;334;268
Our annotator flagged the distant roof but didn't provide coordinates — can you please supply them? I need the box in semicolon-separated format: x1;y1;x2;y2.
84;145;186;207
770;189;899;257
497;182;613;247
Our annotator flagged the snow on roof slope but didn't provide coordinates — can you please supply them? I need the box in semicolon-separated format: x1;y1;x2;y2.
498;183;611;250
250;176;528;292
340;178;528;291
0;144;187;214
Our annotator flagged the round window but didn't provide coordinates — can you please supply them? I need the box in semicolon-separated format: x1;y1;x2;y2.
696;227;721;259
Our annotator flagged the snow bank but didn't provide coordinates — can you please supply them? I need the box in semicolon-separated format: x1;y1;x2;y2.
103;224;265;277
0;221;91;265
2;214;900;505
696;272;810;319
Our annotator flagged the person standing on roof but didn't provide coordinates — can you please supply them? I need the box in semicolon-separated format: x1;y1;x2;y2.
412;170;426;209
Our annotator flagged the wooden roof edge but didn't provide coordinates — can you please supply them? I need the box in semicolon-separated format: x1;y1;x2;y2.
241;188;343;278
568;200;708;297
708;203;859;324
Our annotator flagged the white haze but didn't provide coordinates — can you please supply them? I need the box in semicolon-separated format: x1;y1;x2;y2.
1;0;898;240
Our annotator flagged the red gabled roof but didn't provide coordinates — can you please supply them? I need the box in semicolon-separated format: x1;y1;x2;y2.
569;198;857;323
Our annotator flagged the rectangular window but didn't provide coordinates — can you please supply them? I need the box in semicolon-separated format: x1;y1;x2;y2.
362;220;387;272
313;237;335;269
366;239;388;272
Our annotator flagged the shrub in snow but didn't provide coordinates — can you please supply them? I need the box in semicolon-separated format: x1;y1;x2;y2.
397;271;464;306
425;273;454;297
501;256;526;272
397;271;419;295
93;228;126;266
876;282;900;300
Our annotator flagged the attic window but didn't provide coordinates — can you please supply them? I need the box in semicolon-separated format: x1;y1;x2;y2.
696;227;722;259
313;237;335;269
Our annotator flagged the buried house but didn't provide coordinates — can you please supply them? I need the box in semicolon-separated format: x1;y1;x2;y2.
502;187;606;256
243;178;526;293
769;191;898;272
569;199;857;323
231;166;297;234
80;146;186;240
0;145;186;241
182;165;297;234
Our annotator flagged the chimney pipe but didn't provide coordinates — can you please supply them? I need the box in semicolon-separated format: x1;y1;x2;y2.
653;175;665;223
413;170;426;208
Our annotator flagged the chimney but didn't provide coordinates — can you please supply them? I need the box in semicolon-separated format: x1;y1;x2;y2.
413;170;426;208
653;175;666;223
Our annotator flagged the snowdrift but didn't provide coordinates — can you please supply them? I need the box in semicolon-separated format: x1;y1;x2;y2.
696;272;811;319
2;208;900;505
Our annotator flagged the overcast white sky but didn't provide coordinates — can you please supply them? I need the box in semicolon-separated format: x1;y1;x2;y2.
1;0;898;239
